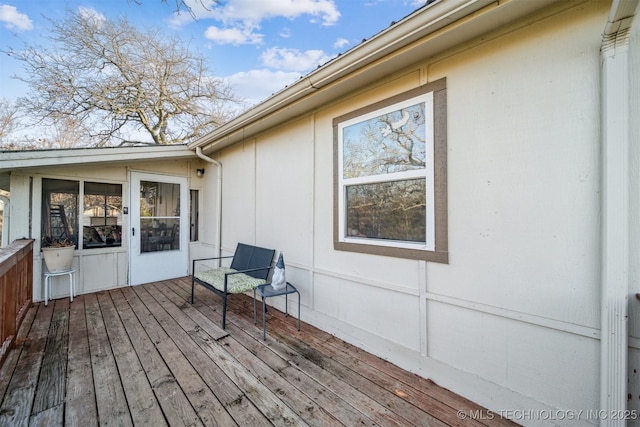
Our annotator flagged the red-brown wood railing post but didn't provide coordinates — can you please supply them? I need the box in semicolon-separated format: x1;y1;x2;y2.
0;239;34;368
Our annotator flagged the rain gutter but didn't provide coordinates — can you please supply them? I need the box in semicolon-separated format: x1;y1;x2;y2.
188;0;501;153
599;0;638;423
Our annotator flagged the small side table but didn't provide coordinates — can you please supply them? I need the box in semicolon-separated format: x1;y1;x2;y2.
253;282;300;340
44;268;75;306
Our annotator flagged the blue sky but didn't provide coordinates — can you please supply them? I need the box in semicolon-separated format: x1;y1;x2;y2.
0;0;427;109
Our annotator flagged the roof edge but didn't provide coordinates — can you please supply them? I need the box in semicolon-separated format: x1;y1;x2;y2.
0;145;195;172
188;0;495;152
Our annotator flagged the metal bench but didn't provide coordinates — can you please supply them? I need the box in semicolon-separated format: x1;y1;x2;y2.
191;243;275;329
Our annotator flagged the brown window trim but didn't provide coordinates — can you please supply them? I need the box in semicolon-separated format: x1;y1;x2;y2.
332;78;448;263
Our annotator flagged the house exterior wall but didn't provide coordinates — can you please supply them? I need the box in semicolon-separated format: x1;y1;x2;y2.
7;158;202;300
424;2;604;414
207;2;639;423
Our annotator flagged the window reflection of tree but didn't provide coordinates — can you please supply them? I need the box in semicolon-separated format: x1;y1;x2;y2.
41;179;79;247
140;182;157;217
346;179;426;243
139;181;180;253
343;104;426;179
343;103;427;243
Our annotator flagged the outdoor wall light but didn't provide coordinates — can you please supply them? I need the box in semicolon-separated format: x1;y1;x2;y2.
196;168;205;177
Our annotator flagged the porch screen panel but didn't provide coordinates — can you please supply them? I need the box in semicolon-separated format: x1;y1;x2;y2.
139;181;180;253
41;178;79;248
83;182;122;249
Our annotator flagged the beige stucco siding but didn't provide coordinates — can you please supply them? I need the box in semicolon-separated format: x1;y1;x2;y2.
423;2;607;412
218;142;258;248
208;1;632;421
255;119;314;261
428;0;604;328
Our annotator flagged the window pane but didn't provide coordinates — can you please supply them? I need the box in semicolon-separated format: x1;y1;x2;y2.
346;179;426;243
140;181;180;253
190;190;199;241
140;217;179;252
41;179;79;247
83;182;123;249
343;102;427;179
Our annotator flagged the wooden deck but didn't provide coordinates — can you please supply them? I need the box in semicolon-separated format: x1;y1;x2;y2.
0;277;517;426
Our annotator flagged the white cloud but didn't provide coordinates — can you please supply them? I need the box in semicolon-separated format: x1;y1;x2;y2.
279;27;291;39
261;47;333;72
78;6;106;25
204;25;263;45
171;0;340;46
168;0;220;28
226;68;302;107
0;5;33;31
179;0;340;27
333;37;349;50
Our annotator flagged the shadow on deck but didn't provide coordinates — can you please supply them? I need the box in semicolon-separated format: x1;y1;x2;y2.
0;276;518;426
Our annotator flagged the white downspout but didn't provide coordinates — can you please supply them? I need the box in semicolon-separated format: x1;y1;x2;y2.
195;146;222;263
0;194;9;248
599;0;638;424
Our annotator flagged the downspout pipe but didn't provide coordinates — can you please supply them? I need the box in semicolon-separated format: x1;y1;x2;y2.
599;0;638;423
195;146;222;263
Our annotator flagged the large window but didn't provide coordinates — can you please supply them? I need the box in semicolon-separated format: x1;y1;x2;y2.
83;182;123;248
333;79;448;262
41;178;122;249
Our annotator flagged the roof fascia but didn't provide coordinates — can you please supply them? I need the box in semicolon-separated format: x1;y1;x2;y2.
189;0;557;154
0;145;195;172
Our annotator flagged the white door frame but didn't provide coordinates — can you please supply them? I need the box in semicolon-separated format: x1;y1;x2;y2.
129;171;189;285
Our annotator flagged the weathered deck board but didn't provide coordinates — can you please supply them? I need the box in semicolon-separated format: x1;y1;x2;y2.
254;300;487;427
32;298;69;416
165;314;307;426
0;277;519;427
97;291;168;426
182;284;378;426
0;303;52;427
197;289;396;426
64;294;98;427
131;284;235;426
179;277;457;427
172;278;367;427
181;276;513;427
163;281;347;427
84;292;133;426
113;287;202;427
135;282;271;427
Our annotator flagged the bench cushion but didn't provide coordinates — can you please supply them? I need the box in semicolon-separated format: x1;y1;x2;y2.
194;267;267;294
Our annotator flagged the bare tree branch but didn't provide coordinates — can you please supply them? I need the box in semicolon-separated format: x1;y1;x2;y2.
5;6;239;146
0;98;19;142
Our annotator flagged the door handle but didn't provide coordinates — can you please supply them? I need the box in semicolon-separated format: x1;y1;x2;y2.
132;227;135;236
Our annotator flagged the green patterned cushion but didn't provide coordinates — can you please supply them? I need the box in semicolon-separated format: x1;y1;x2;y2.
194;267;266;293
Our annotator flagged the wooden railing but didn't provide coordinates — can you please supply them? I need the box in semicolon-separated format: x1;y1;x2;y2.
0;239;34;368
